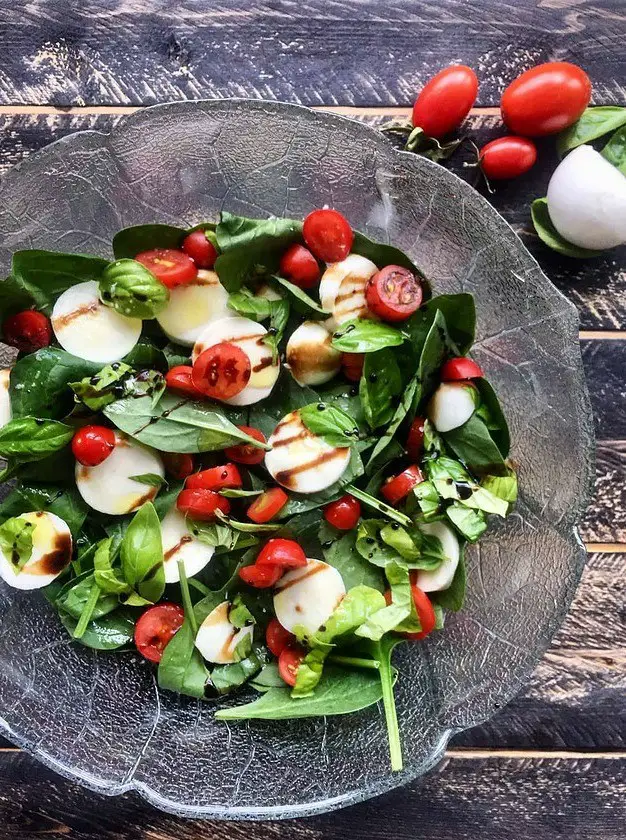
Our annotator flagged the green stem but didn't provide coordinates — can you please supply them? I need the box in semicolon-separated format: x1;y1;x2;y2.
73;584;101;639
328;655;380;671
178;559;198;635
376;642;403;772
188;577;211;596
346;485;412;527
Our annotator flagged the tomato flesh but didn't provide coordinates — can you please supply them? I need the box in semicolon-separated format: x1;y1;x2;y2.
404;586;436;641
224;426;267;465
381;465;424;505
441;357;484;381
72;425;116;467
256;538;307;569
278;645;306;687
3;310;52;353
479;136;537;180
279;244;320;289
412;65;478;138
165;365;206;400
266;618;296;657
366;266;423;322
324;495;361;530
247;488;289;523
162;452;195;480
186;463;242;492
303;209;353;263
192;342;251;400
176;488;231;521
135;248;198;289
341;352;365;382
406;417;426;460
134;602;185;663
239;563;282;589
182;229;218;269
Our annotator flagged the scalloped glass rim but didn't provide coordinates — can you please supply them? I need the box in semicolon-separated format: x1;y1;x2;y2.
0;100;595;820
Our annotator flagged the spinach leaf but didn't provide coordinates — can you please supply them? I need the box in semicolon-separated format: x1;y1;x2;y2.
475;378;510;457
531;198;601;259
56;572;119;621
59;608;136;651
249;662;284;692
299;402;360;447
0;516;34;571
356;519;403;568
404;294;475;358
99;259;169;319
359;348;403;429
351;231;424;284
481;470;518;504
0;418;73;462
317;381;368;429
557;106;626;157
112;224;186;259
443;414;507;476
331;319;405;353
227;290;290;359
445;503;487;542
432;546;466;612
366;377;418;468
271;276;328;318
211;649;265;694
0;483;88;537
355;563;412;641
9;348;100;419
120;503;165;603
122;339;168;372
602;124;626;174
69;362;132;411
320;526;386;592
162;342;191;369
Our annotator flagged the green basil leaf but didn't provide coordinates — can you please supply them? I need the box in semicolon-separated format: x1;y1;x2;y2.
219;488;263;499
366;377;418;468
531;198;602;259
0;417;74;462
120;502;165;603
112;224;187;259
319;526;386;592
59;608;136;650
410;479;440;520
355;563;412;640
56;572;119;621
249;662;284;692
0;516;34;571
351;230;423;279
229;593;255;629
162;342;191;369
69;362;132;411
128;473;167;488
93;537;131;595
211;647;264;694
445;503;487;542
481;470;518;504
248;374;320;439
215;511;281;534
602;124;626;174
122;339;168;372
291;647;329;698
475;378;510;457
299;402;360;447
356;519;404;568
404;294;475;358
271;275;328;318
228;290;290;359
379;523;420;562
443;414;507;477
557;106;626;157
313;585;386;647
99;259;169;319
331;319;405;353
359;348;403;429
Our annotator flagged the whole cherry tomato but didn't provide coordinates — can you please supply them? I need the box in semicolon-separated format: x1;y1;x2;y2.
365;266;423;322
266;618;296;657
71;425;116;467
176;488;231;521
279;244;320;289
324;495;361;530
256;538;307;569
181;229;218;269
278;645;306;687
165;365;206;400
412;65;478;138
381;465;424;505
134;603;185;663
479;136;537;179
247;488;289;523
341;352;365;382
3;310;52;353
239;563;282;589
192;342;251;400
441;357;484;381
185;464;242;491
303;209;353;263
135;248;198;289
162;452;195;480
224;426;267;465
406;417;426;461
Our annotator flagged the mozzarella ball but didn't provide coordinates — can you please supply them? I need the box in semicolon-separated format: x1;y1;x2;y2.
195;600;254;665
0;511;72;590
428;382;476;432
0;369;11;430
286;321;341;386
414;521;460;592
319;254;378;327
156;270;230;346
160;505;215;584
273;559;346;635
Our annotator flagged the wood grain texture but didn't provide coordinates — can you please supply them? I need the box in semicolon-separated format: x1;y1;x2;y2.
582;442;626;544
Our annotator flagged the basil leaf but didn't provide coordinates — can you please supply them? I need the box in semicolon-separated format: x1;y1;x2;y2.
99;259;169;319
443;414;507;477
248;374;320;439
211;647;264;694
602;124;626;174
69;362;132;411
191;520;259;554
219;488;263;499
0;484;88;537
355;564;412;641
56;572;119;621
531;198;602;259
215;511;281;534
0;516;34;571
379;523;420;562
0;417;73;462
271;275;328;318
366;377;418;468
228;290;290;359
93;537;131;595
432;547;467;612
557;106;626;157
122;339;168;372
162;342;191;369
359;348;403;429
320;525;385;591
445;503;487;542
351;230;424;283
331;319;405;353
299;402;360;447
129;473;167;488
112;224;187;259
475;378;510;457
411;479;440;520
312;585;386;647
59;608;136;650
481;470;518;504
356;519;403;568
120;502;165;603
417;308;452;410
404;294;475;358
158;619;209;697
249;662;284;692
229;594;255;629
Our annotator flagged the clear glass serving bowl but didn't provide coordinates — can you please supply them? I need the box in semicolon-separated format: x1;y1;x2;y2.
0;101;594;819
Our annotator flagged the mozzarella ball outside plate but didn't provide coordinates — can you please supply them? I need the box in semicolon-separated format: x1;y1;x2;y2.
414;521;460;592
0;369;11;430
286;320;341;386
0;511;72;591
156;270;230;346
192;316;280;406
195;600;254;665
265;410;351;494
75;432;164;516
319;254;378;327
51;280;142;364
428;382;477;432
160;505;215;584
274;559;346;635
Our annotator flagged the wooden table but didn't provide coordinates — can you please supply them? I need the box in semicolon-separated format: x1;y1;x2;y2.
0;2;624;837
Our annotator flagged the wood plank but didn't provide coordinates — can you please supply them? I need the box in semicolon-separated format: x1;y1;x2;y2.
582;443;626;544
582;340;626;439
0;1;624;108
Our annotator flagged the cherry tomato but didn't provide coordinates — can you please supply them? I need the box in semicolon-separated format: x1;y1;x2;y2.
71;425;116;467
479;136;537;180
135;248;197;289
406;417;426;461
176;488;231;521
134;602;185;663
501;62;591;137
181;229;218;269
2;310;52;353
192;342;251;400
303;209;353;263
412;65;478;138
278;645;306;687
162;452;195;480
186;463;242;491
381;465;424;505
266;617;296;657
441;357;484;381
324;495;361;530
341;352;365;382
165;366;206;401
383;585;436;641
239;563;282;589
256;538;307;569
247;488;289;523
279;244;320;289
365;266;423;322
224;426;267;465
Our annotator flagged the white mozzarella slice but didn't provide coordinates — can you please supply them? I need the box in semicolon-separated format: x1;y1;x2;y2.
75;432;164;516
414;522;460;592
0;369;11;430
273;559;346;635
192;316;280;406
286;321;341;386
156;270;230;346
0;511;72;591
265;410;351;494
160;505;215;584
428;382;477;432
255;283;283;303
51;280;141;364
194;600;254;664
319;254;378;327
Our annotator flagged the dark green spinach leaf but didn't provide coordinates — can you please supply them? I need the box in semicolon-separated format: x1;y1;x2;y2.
359;348;403;429
0;417;73;462
602;124;626;174
112;224;187;259
557;106;626;156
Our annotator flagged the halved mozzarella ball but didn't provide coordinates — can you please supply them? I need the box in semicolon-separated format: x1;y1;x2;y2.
319;254;378;326
156;270;230;346
265;410;351;493
274;559;346;635
160;505;215;584
286;321;341;386
195;600;254;665
0;511;72;591
414;521;460;592
51;280;141;364
256;283;283;303
428;382;477;432
0;369;11;430
75;433;164;516
192;316;280;406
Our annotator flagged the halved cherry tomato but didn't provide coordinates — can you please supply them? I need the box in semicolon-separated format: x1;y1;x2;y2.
239;563;282;589
479;136;537;180
441;357;484;381
192;342;251;400
176;488;231;521
224;425;267;465
324;495;361;530
186;463;242;491
134;602;185;663
381;465;424;505
165;366;206;400
162;452;195;480
365;266;423;322
266;618;296;657
383;584;436;641
135;248;198;289
279;244;320;289
247;488;289;523
181;229;218;269
303;209;353;263
412;65;478;138
501;62;591;137
256;538;307;569
406;417;426;461
3;310;52;353
341;352;365;382
71;425;116;467
278;645;306;687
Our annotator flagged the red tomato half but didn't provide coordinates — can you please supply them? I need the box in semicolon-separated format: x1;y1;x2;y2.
406;417;426;461
479;136;537;180
239;563;282;589
162;452;195;480
176;489;231;521
266;618;296;657
224;426;267;465
404;586;436;641
186;464;242;491
192;343;251;400
247;488;289;523
165;366;206;400
278;645;306;687
279;244;320;289
324;495;361;530
182;229;218;269
303;209;353;263
134;602;185;663
381;465;424;505
71;425;116;467
341;352;365;382
440;357;484;381
412;65;478;138
365;266;423;322
3;310;52;353
135;248;198;289
501;62;591;136
256;538;307;569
